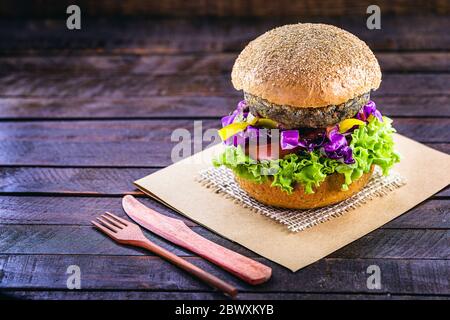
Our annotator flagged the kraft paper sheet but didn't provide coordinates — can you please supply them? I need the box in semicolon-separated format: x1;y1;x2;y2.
134;134;450;271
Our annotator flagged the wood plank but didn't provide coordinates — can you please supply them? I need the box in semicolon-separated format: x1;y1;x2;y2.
0;97;237;120
437;187;450;198
376;96;450;117
385;200;450;229
1;196;448;230
0;119;448;167
377;52;450;73
0;54;237;76
2;290;448;300
329;230;450;259
0;224;247;257
0;196;196;227
0;166;447;197
0;225;448;259
1;16;450;54
0;255;448;295
1;52;448;76
0;120;219;167
0;74;449;98
392;118;450;142
1;95;449;120
1;0;448;18
0;168;151;195
0;74;235;98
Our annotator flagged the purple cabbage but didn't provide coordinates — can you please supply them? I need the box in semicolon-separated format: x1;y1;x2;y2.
221;100;249;146
221;115;234;127
298;134;326;152
280;127;354;164
220;100;384;163
357;100;383;122
322;129;355;164
280;130;326;152
220;100;248;128
280;130;299;150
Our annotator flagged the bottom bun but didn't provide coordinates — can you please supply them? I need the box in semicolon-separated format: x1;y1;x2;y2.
235;166;374;209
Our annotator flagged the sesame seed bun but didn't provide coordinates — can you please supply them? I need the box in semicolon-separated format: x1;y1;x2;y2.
235;166;374;209
231;23;381;108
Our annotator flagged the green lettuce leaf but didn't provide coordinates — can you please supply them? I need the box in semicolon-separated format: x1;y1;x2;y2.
213;116;400;194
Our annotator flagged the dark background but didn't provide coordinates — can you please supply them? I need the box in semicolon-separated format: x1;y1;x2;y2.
0;0;448;17
0;1;448;300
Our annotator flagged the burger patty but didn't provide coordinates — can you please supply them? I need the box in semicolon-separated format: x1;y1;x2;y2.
244;92;370;128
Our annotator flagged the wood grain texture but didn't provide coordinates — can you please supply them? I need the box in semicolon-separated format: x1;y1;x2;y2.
2;290;448;300
0;10;449;300
0;196;448;229
0;224;251;257
0;167;447;197
1;52;449;76
0;54;237;76
0;120;219;166
1;74;449;98
1;0;449;18
0;119;448;166
1;16;450;55
0;97;238;119
0;255;448;295
0;167;151;194
329;229;450;259
0;224;448;259
1;95;449;120
0;196;196;227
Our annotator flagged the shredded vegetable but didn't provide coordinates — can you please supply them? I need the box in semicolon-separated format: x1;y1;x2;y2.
213;101;400;194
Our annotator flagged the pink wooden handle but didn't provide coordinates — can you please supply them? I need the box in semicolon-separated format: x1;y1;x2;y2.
178;230;272;285
122;195;272;285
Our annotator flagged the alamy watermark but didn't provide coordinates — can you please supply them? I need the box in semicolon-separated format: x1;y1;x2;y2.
66;265;81;289
366;5;381;30
66;5;81;30
366;265;382;290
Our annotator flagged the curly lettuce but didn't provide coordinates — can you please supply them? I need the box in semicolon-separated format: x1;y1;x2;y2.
213;116;400;194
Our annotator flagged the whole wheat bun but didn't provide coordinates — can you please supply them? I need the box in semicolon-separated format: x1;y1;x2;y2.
232;23;381;108
235;166;374;209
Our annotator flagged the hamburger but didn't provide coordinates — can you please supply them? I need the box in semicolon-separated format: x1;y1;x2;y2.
213;23;400;209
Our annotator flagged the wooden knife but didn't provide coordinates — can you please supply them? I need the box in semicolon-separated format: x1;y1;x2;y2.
122;195;272;285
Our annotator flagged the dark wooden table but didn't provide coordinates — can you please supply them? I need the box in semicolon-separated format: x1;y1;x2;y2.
0;9;449;300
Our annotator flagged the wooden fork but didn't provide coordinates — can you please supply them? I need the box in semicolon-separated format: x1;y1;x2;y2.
92;212;238;298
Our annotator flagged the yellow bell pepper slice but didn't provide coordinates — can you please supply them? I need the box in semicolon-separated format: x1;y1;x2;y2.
338;118;365;133
218;122;249;141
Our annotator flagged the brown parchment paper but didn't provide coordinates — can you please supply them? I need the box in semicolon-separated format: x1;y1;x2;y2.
134;134;450;271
